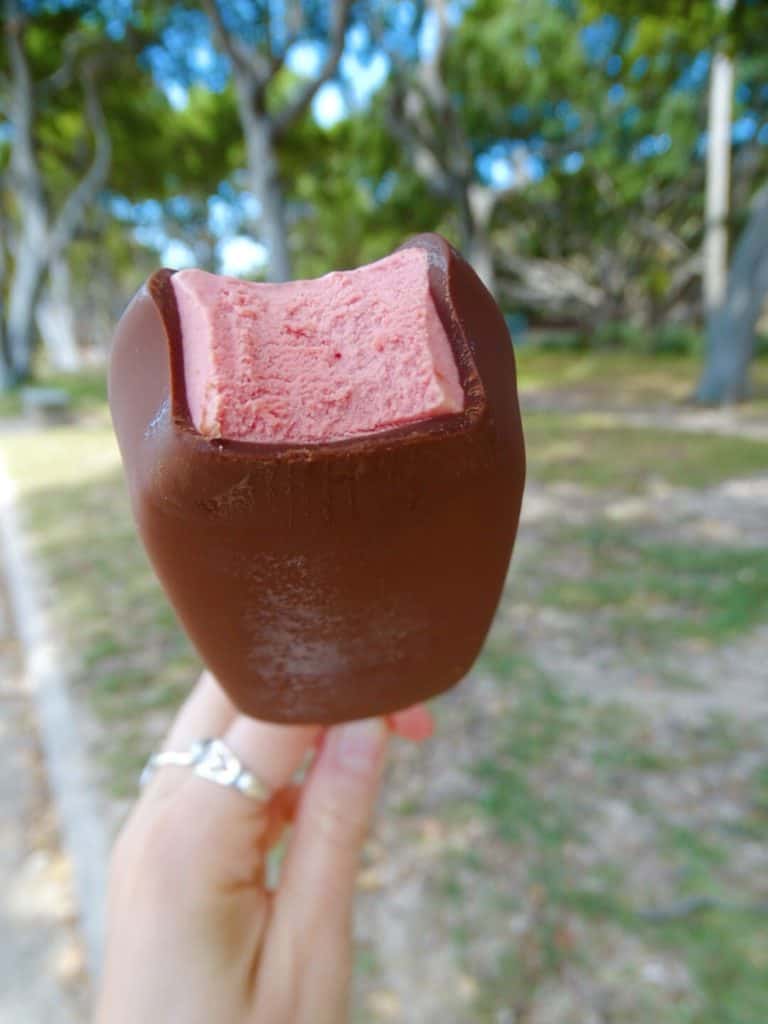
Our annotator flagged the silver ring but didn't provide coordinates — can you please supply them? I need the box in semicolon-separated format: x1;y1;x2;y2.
140;738;270;802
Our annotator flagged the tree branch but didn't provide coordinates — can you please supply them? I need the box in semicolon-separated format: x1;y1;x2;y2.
418;0;474;181
272;0;352;139
421;0;450;106
5;0;34;179
48;61;111;259
380;0;473;195
38;31;90;97
200;0;272;84
4;0;48;245
497;256;605;314
384;88;453;197
0;173;8;281
636;217;691;258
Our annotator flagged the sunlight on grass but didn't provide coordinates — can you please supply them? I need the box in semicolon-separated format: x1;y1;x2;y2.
524;523;768;647
525;412;768;491
7;426;120;493
516;350;699;402
515;349;768;407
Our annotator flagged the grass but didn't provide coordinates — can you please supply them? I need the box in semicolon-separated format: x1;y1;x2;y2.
472;653;584;847
0;369;108;418
2;349;765;420
463;645;768;1023
0;425;196;797
524;410;768;491
516;348;768;407
640;811;768;1024
1;357;767;1020
530;523;768;647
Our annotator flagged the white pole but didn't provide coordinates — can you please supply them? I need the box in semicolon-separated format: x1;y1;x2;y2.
703;0;735;315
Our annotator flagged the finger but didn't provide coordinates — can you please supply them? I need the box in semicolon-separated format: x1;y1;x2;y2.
386;703;435;742
270;717;389;943
170;716;320;848
134;716;319;899
224;715;320;797
140;671;237;803
164;669;237;749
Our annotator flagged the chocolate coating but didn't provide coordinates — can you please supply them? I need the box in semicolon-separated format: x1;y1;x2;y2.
109;234;525;724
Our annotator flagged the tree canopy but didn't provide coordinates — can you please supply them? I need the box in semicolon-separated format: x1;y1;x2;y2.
1;0;767;396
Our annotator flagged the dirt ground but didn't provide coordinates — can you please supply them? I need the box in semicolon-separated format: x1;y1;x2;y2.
351;404;768;1024
2;371;766;1023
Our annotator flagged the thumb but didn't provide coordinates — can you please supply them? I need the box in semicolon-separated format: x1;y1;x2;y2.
271;717;389;940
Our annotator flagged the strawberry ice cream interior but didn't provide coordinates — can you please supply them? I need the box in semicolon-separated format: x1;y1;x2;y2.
171;247;464;444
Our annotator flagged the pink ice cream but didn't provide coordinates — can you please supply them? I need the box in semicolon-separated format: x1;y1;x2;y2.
171;248;464;444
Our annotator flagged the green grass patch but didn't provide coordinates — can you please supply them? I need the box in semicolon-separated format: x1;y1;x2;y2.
516;348;768;407
654;913;768;1024
463;645;768;1023
524;410;768;490
637;815;768;1024
535;525;768;647
517;349;699;402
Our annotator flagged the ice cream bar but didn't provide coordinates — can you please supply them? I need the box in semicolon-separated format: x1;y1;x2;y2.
109;233;525;724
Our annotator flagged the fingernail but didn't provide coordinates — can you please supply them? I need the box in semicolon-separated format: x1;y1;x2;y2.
332;717;386;772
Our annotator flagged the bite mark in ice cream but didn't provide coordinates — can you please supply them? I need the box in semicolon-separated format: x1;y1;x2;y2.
171;247;464;444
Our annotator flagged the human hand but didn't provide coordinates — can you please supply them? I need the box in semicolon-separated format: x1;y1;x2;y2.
94;671;433;1024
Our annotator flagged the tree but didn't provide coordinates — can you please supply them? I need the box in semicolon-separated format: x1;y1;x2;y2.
196;0;356;282
1;0;111;384
0;2;233;382
695;0;768;400
697;183;768;401
374;0;521;295
702;0;735;359
586;0;768;399
374;0;708;323
281;85;449;279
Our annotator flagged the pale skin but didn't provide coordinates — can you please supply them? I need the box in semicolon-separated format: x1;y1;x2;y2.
95;671;433;1024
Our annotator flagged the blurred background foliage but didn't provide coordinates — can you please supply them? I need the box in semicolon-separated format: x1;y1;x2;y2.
2;0;768;400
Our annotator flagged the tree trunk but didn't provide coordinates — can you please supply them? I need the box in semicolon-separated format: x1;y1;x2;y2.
696;0;738;403
461;184;498;297
0;215;11;388
3;10;111;387
467;233;497;298
7;244;47;380
5;0;49;383
0;319;12;391
696;184;768;402
202;0;353;284
236;85;292;282
246;122;291;282
36;256;81;372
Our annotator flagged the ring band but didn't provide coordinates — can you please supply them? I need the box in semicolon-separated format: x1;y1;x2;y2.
140;738;270;801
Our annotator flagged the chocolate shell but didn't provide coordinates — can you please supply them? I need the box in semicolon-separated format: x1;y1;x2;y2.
109;234;525;724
